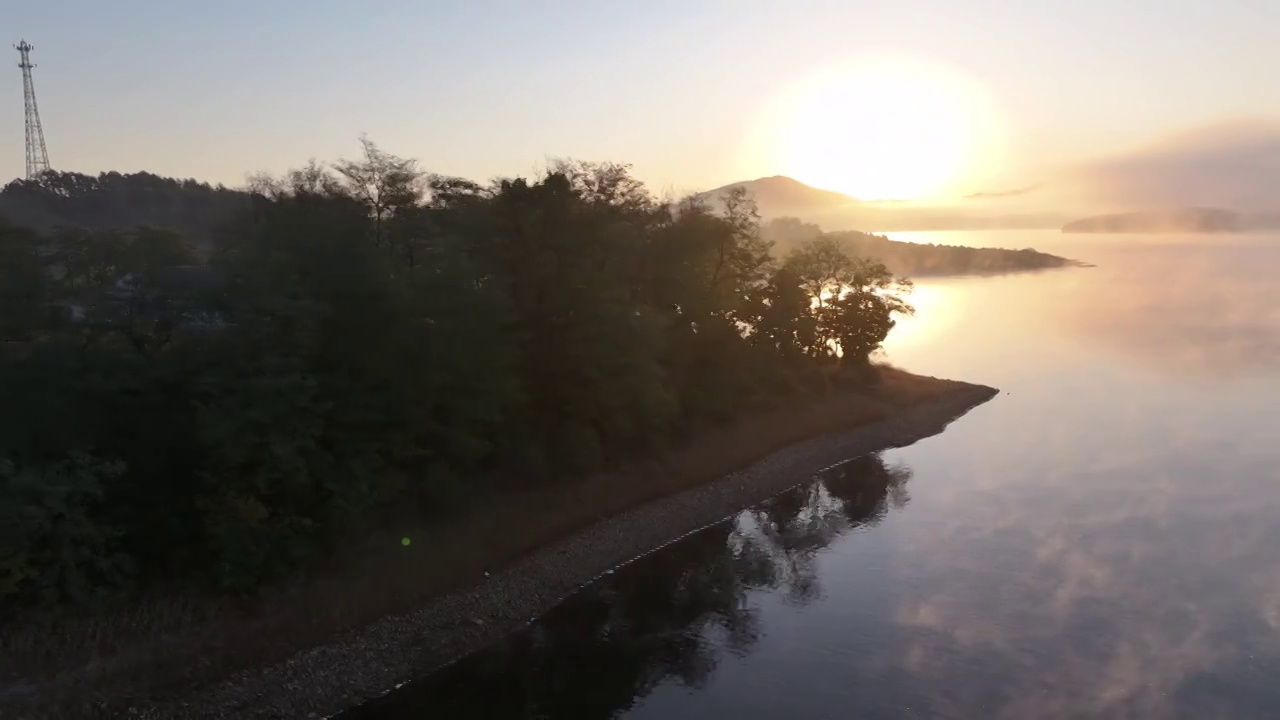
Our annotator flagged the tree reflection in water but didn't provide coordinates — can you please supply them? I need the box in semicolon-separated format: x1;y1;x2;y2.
347;454;910;720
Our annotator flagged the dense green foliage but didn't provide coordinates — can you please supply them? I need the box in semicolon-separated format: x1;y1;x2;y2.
0;144;912;606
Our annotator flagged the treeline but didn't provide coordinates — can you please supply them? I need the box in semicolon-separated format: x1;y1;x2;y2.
764;216;1075;276
0;141;911;607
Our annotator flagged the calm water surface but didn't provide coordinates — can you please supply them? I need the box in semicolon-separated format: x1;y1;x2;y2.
346;231;1280;719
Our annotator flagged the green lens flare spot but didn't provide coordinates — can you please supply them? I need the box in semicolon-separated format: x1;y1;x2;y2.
401;537;411;547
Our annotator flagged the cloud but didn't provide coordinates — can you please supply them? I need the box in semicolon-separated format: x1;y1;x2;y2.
1056;242;1280;379
1063;118;1280;213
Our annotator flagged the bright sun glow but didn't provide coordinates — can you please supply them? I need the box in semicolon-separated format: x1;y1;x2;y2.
881;283;958;353
760;58;1003;201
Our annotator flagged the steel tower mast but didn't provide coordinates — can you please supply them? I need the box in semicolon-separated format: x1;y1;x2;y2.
16;40;51;179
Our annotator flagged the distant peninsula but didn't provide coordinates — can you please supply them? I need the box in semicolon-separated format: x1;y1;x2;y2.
763;217;1080;277
1062;208;1241;234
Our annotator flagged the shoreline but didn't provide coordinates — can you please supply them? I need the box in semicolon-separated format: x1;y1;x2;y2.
116;377;996;720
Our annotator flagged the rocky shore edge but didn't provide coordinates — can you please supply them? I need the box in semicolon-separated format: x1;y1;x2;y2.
124;380;997;720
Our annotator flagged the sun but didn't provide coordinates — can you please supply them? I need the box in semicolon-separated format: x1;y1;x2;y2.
760;58;1001;201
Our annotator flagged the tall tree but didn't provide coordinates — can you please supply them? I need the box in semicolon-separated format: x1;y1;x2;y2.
333;136;424;252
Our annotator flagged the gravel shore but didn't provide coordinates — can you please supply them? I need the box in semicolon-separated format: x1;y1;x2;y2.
118;381;996;720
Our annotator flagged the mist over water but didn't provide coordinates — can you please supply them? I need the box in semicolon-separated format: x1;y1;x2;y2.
885;230;1280;381
347;231;1280;720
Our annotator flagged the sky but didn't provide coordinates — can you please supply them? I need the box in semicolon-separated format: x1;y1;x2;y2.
6;0;1279;196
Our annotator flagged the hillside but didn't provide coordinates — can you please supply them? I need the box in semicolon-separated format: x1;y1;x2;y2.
0;171;249;251
1062;208;1241;234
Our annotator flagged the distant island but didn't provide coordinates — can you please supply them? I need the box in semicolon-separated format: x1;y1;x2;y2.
1062;208;1242;234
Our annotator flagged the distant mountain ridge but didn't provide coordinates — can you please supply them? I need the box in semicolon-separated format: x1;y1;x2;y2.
699;176;860;216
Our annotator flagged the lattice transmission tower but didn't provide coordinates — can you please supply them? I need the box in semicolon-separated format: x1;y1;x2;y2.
16;40;51;179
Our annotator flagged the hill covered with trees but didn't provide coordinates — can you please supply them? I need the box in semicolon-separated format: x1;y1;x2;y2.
0;142;916;612
0;170;249;252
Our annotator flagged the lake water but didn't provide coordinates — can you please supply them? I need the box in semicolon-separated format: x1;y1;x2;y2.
345;231;1280;719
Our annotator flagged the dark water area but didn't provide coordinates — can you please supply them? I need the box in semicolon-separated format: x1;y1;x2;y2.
346;457;911;720
345;232;1280;719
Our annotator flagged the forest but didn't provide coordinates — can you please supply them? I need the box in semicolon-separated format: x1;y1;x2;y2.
0;141;914;609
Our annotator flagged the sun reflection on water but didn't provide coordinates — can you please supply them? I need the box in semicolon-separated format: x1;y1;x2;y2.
886;284;955;352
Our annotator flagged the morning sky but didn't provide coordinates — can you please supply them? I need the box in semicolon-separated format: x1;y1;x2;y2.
6;0;1277;197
